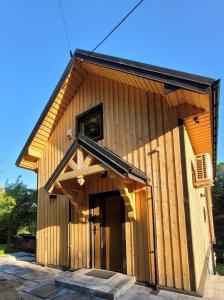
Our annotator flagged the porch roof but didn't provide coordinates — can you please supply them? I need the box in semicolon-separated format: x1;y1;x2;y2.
44;133;149;193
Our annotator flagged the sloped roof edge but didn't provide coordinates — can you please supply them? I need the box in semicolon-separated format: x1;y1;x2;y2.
16;49;220;169
74;49;217;94
44;134;149;192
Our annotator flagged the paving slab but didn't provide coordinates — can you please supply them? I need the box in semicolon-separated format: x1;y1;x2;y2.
1;253;218;300
0;264;33;276
119;284;154;300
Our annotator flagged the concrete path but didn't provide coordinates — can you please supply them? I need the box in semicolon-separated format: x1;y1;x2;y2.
203;274;224;300
0;253;223;299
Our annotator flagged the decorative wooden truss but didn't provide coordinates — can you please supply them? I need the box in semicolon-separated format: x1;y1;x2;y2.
49;148;107;223
48;147;137;221
45;135;148;223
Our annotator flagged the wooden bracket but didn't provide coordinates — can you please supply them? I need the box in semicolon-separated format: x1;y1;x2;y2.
56;182;86;223
114;179;136;221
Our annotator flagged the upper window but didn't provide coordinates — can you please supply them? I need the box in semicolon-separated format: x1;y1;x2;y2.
77;104;103;141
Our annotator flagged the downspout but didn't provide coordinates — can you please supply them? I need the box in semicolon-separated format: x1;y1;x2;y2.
210;79;220;177
210;80;220;274
147;182;158;290
68;200;72;269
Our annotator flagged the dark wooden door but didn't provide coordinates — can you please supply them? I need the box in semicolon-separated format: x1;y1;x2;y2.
90;192;125;273
104;195;124;272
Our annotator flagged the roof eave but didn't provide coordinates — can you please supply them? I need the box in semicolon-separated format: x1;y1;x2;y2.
74;49;216;94
16;49;220;170
15;54;76;168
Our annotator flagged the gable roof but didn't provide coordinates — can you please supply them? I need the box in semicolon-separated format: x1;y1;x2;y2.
16;49;220;172
45;133;148;192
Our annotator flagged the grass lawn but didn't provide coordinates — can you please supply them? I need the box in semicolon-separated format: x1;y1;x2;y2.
0;243;6;256
216;263;224;276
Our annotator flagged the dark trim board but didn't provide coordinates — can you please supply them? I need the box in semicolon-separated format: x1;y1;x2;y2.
44;133;148;192
16;48;220;170
75;49;215;94
76;103;104;142
15;57;75;167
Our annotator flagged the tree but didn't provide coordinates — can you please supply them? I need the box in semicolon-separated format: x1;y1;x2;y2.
213;162;224;257
0;176;37;244
0;187;16;243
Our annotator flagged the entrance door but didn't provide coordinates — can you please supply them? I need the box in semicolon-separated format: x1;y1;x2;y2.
89;191;126;273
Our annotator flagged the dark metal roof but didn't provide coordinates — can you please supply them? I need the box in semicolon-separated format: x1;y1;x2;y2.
15;57;75;167
74;49;216;94
44;133;149;192
16;48;220;170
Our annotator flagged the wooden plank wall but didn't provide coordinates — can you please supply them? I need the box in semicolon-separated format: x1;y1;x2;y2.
37;71;195;290
183;128;212;290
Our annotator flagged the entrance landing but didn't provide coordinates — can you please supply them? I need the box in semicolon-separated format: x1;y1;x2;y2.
55;268;136;299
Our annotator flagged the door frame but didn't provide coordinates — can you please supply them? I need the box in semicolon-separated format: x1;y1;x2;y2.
89;190;127;273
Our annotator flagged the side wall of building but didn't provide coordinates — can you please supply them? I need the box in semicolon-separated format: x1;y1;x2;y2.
184;128;214;291
37;71;197;290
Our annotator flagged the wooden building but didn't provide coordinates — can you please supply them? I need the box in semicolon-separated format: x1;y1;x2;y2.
16;50;220;295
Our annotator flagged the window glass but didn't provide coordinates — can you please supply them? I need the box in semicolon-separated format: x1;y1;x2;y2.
77;104;103;141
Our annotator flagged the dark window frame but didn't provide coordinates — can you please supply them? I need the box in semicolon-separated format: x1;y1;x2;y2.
76;103;103;142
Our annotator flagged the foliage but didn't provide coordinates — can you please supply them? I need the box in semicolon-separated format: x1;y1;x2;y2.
213;163;224;260
0;187;16;243
0;176;37;244
0;243;17;256
17;222;36;235
216;263;224;276
0;243;6;256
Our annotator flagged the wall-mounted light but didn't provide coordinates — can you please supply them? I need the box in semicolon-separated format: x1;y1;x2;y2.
67;128;73;140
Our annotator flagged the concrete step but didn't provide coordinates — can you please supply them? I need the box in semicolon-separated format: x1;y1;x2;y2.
55;268;136;300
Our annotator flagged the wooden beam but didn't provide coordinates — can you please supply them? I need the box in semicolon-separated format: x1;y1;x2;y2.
83;155;94;168
57;164;105;182
68;159;78;170
56;182;78;207
56;182;86;223
48;182;56;194
77;148;84;169
27;146;42;159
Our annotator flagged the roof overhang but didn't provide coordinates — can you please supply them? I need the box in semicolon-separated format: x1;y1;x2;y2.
16;49;220;173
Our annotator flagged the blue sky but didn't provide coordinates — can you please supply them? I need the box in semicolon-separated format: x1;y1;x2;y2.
0;0;223;188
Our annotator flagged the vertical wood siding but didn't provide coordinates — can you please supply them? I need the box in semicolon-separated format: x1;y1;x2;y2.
184;128;212;290
36;72;196;290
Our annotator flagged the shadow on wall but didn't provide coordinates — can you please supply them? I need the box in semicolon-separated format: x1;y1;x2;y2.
36;74;204;289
